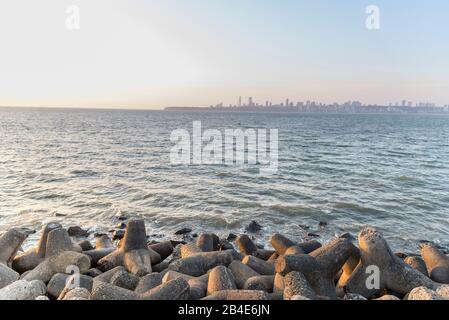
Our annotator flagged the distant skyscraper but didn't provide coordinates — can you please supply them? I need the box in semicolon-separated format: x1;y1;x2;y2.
239;96;242;107
248;97;253;107
286;99;289;108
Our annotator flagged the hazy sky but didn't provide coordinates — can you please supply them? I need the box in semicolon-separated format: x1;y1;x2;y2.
1;0;449;108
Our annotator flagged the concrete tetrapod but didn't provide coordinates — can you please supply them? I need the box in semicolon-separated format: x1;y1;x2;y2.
0;280;46;300
12;222;61;273
21;251;91;283
168;250;236;277
283;271;316;300
97;219;160;276
202;290;271;300
228;260;260;289
344;227;437;298
276;238;356;299
0;229;27;289
207;266;237;295
84;235;115;265
421;243;449;284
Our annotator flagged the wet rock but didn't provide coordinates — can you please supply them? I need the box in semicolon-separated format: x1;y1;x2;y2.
339;233;355;241
246;221;262;233
207;266;237;295
319;221;328;228
68;226;89;238
112;229;125;241
307;233;320;238
175;228;192;235
227;233;237;241
0;280;46;300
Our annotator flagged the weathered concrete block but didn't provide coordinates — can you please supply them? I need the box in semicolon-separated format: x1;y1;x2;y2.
207;266;237;295
0;280;46;300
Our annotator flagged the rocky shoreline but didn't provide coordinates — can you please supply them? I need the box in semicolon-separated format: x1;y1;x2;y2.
0;218;448;300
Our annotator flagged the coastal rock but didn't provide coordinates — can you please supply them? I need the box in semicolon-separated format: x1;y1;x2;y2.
22;251;91;283
98;219;158;276
421;243;449;283
246;221;262;233
344;227;437;298
175;228;192;235
207;266;237;295
68;226;89;238
112;229;125;241
0;280;46;300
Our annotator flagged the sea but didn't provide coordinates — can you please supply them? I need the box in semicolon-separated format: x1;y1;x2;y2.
1;107;448;253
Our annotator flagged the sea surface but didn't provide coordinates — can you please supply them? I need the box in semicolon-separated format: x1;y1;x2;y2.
1;107;449;252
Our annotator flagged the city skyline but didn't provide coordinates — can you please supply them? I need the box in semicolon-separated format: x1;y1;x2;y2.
1;0;449;109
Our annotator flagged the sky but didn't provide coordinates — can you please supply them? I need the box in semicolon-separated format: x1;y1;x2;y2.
0;0;448;109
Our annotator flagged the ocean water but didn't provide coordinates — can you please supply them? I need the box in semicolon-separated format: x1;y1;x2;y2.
1;107;449;252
